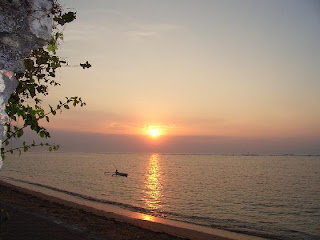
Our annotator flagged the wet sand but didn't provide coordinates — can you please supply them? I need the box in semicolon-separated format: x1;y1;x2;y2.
0;180;254;240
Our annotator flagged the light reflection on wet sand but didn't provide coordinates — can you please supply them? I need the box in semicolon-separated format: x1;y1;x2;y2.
136;213;156;222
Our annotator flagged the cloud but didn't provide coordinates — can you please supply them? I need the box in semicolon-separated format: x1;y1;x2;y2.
124;23;185;41
61;6;186;47
83;7;185;40
125;30;158;40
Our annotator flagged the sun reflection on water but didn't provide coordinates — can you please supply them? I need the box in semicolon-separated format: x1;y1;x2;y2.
144;153;162;211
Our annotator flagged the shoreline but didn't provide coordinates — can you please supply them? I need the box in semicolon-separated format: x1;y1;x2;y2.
0;180;265;240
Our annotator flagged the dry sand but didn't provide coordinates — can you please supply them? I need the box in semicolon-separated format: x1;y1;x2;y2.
0;180;255;240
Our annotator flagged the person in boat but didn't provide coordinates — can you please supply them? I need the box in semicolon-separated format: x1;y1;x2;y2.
115;169;118;174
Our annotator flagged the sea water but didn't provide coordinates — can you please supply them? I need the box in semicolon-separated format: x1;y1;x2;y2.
1;152;319;240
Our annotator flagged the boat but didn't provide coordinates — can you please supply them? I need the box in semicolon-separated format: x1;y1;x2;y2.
112;171;128;177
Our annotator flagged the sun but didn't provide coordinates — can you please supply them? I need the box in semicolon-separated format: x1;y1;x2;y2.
144;125;165;139
149;128;160;137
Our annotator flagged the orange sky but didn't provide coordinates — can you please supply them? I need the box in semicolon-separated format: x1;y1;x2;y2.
41;0;320;149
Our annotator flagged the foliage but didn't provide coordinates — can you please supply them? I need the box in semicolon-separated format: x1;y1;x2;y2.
1;1;91;159
0;208;9;224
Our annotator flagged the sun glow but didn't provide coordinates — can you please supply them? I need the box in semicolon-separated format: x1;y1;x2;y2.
149;128;160;137
146;126;162;138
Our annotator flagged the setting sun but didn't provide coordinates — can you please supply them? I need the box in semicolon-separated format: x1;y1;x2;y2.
149;128;160;137
143;125;167;139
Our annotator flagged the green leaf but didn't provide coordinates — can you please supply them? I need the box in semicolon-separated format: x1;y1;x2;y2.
17;129;24;138
47;44;56;54
17;109;24;116
39;131;45;138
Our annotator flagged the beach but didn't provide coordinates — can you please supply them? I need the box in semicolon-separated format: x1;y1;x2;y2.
0;180;237;240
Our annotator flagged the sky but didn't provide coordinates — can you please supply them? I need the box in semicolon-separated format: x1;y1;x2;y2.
38;0;320;154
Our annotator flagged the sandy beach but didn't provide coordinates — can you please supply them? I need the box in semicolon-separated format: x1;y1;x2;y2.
0;180;238;240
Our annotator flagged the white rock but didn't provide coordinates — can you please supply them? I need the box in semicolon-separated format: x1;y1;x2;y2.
29;0;53;40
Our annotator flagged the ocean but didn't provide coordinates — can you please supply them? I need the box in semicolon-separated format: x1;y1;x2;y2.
1;152;319;240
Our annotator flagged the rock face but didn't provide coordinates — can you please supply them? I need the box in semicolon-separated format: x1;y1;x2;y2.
0;0;53;168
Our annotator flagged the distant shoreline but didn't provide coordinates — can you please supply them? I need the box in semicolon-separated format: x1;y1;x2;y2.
0;180;265;240
5;150;320;157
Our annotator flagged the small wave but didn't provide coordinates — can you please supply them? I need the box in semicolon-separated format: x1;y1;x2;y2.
6;177;152;214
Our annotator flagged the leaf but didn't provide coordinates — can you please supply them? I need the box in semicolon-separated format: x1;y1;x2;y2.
29;86;36;98
55;12;77;26
64;105;69;109
47;43;57;54
17;129;24;138
17;109;24;116
39;131;45;138
80;61;91;69
24;59;34;70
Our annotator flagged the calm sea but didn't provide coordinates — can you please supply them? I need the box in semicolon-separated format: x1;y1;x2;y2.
1;152;319;239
